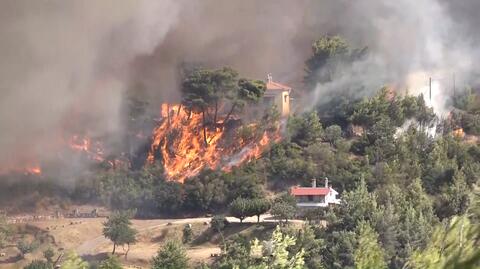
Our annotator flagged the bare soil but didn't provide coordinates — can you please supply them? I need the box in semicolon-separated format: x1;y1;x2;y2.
0;214;295;268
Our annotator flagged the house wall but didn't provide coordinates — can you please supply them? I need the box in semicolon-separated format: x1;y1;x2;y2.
279;91;290;116
264;90;290;117
295;195;325;203
325;192;339;204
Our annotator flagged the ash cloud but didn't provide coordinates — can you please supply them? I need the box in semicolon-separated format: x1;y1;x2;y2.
0;0;479;174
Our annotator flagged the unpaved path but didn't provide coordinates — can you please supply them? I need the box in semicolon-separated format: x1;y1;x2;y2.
76;214;289;256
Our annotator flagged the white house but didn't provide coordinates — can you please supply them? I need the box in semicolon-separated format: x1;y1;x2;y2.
290;178;340;208
264;74;291;117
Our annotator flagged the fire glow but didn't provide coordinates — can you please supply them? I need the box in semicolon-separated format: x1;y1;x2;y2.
148;104;280;182
1;105;279;179
0;135;107;176
68;135;106;162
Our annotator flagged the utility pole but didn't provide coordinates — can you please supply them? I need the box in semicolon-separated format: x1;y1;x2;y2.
453;73;456;98
429;77;432;101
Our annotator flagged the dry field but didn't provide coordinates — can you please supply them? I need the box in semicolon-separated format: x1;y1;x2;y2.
0;215;286;268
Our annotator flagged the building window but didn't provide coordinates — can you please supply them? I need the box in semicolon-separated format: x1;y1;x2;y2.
308;195;314;201
284;94;288;103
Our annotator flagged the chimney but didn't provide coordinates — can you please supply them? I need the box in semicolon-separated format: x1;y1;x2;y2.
325;177;329;188
267;73;273;83
311;178;317;188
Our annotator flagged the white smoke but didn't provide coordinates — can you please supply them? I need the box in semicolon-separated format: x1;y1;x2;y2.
309;0;476;114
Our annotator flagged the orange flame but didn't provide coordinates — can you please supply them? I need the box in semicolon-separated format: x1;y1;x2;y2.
148;104;280;182
0;160;42;176
68;135;105;162
25;166;42;175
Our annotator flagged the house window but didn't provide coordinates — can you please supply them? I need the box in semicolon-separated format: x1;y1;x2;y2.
284;94;288;103
307;195;314;202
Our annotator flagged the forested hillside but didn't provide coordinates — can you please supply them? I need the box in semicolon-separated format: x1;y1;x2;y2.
3;34;480;269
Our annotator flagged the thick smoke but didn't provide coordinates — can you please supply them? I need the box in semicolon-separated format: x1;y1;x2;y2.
0;0;181;171
308;0;479;114
0;0;479;174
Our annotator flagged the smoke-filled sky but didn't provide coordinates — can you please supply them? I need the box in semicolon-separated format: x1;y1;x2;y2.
0;0;479;169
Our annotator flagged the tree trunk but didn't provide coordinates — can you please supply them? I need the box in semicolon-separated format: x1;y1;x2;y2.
177;104;182;116
224;103;236;125
202;110;208;146
125;243;130;260
112;243;116;254
187;109;192;120
214;100;218;124
167;104;171;127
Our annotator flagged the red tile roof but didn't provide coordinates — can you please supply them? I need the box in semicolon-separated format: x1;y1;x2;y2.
290;186;330;196
266;81;292;91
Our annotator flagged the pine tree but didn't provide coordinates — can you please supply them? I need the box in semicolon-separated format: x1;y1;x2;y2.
152;241;189;269
354;221;387;269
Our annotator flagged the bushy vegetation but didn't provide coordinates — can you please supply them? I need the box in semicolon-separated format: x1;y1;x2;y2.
102;211;137;257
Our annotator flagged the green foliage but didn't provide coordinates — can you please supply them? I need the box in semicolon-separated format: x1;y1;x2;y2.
250;198;271;223
407;216;480;269
288;111;324;147
250;226;306;269
184;170;227;212
24;260;53;269
271;193;297;224
98;255;123;269
60;252;89;269
211;215;228;232
43;247;55;264
94;169;151;211
181;66;266;135
437;170;471;219
452;87;477;112
324;125;342;145
305;35;351;86
228;198;270;223
236;78;267;107
229;198;252;223
102;211;137;255
17;239;39;256
354;222;387;269
182;67;237;113
155;180;184;213
152;241;189;269
183;224;193;243
0;213;11;249
289;225;326;269
218;226;307;268
333;178;378;231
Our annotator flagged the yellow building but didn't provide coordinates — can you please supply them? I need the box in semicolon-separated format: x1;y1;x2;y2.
264;74;291;117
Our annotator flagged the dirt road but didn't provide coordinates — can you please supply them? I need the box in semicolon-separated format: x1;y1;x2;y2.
76;214;290;256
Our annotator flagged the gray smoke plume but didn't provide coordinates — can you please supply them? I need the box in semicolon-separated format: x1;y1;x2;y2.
0;0;181;171
0;0;479;173
308;0;479;114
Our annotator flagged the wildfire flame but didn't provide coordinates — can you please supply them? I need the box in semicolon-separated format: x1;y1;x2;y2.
0;164;42;176
148;104;280;182
0;135;109;176
68;135;105;162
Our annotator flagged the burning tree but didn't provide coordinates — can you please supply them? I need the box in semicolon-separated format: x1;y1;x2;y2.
181;67;266;145
147;66;279;182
